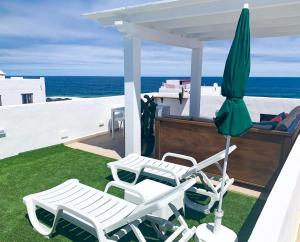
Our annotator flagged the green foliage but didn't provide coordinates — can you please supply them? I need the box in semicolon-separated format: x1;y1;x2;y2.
141;95;157;138
178;87;184;104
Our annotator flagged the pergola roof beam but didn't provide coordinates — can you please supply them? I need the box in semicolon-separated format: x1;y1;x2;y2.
189;25;300;41
115;21;202;49
83;0;219;26
147;3;300;30
85;0;299;27
174;16;300;36
126;1;299;25
83;0;300;43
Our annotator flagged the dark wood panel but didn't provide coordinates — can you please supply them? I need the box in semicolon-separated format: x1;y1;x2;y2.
155;117;299;189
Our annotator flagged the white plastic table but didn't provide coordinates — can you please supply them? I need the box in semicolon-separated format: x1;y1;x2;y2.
124;179;183;220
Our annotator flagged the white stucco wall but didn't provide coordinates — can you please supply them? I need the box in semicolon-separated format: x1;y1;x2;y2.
155;95;300;122
0;94;299;159
0;77;46;106
0;95;124;159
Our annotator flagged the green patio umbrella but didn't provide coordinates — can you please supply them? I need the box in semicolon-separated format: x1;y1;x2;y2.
213;4;252;234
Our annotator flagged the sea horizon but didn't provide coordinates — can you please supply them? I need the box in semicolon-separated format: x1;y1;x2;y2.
7;75;300;99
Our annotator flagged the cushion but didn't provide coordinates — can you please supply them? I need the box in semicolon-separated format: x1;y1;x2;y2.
287;114;300;133
280;112;289;119
270;115;283;123
270;112;289;123
253;121;278;130
276;106;300;131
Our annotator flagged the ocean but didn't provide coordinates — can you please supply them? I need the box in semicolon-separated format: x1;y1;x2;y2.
41;76;300;98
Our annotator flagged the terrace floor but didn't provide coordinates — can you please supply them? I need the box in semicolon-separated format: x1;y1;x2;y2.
67;131;125;160
67;131;264;198
0;145;265;242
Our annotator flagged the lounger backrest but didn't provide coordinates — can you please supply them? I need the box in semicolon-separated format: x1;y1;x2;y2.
183;145;237;179
126;178;196;221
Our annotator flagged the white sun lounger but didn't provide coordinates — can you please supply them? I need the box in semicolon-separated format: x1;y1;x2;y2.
108;145;236;214
23;178;197;242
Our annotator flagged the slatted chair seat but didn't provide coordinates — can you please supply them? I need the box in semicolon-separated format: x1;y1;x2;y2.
24;179;137;236
24;178;197;241
108;146;236;214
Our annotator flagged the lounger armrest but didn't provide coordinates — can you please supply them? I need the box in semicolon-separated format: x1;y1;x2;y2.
104;181;145;202
141;164;181;185
162;152;198;166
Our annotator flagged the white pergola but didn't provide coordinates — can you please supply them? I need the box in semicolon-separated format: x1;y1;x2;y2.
84;0;300;155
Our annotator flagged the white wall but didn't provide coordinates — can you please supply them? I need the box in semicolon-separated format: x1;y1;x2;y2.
0;77;46;106
0;95;124;159
0;94;299;159
249;135;300;242
155;95;300;122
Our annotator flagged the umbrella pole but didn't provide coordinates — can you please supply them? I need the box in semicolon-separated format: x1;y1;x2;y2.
214;135;231;234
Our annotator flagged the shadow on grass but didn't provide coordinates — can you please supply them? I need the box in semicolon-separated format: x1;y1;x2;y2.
237;197;266;242
25;192;262;242
26;209;164;242
26;210;98;242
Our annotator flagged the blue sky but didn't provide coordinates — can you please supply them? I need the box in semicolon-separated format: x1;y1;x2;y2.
1;0;300;77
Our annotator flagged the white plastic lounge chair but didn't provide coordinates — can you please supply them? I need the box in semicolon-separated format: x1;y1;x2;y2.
23;178;197;241
108;145;236;214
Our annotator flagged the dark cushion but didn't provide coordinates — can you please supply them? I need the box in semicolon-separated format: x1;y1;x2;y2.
287;114;300;133
276;106;300;131
253;121;278;130
270;112;288;123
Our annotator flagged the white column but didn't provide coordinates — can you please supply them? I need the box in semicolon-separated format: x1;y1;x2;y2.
124;36;141;155
189;44;203;117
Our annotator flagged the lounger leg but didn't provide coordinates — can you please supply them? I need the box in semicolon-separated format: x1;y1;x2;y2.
149;220;169;240
130;224;146;242
24;197;60;238
166;203;196;242
146;203;196;242
185;171;234;214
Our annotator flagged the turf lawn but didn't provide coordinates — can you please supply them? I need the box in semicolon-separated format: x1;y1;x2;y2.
0;145;264;242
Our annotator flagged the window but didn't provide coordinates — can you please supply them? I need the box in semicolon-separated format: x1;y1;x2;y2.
0;95;2;106
22;93;33;104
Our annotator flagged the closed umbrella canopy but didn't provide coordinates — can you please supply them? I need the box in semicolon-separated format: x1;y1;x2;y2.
215;7;252;136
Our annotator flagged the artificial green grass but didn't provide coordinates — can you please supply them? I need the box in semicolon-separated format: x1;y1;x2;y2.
0;145;263;242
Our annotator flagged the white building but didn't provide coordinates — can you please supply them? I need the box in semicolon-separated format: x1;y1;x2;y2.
0;71;46;106
159;79;221;96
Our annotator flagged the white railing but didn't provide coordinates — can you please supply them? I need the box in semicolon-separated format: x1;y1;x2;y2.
249;135;300;242
154;94;300;122
1;94;299;160
0;95;124;159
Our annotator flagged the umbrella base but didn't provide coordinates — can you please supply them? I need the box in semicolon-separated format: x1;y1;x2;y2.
195;223;238;242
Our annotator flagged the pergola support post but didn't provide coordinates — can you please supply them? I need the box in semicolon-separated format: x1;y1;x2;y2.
124;36;141;155
189;44;203;117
